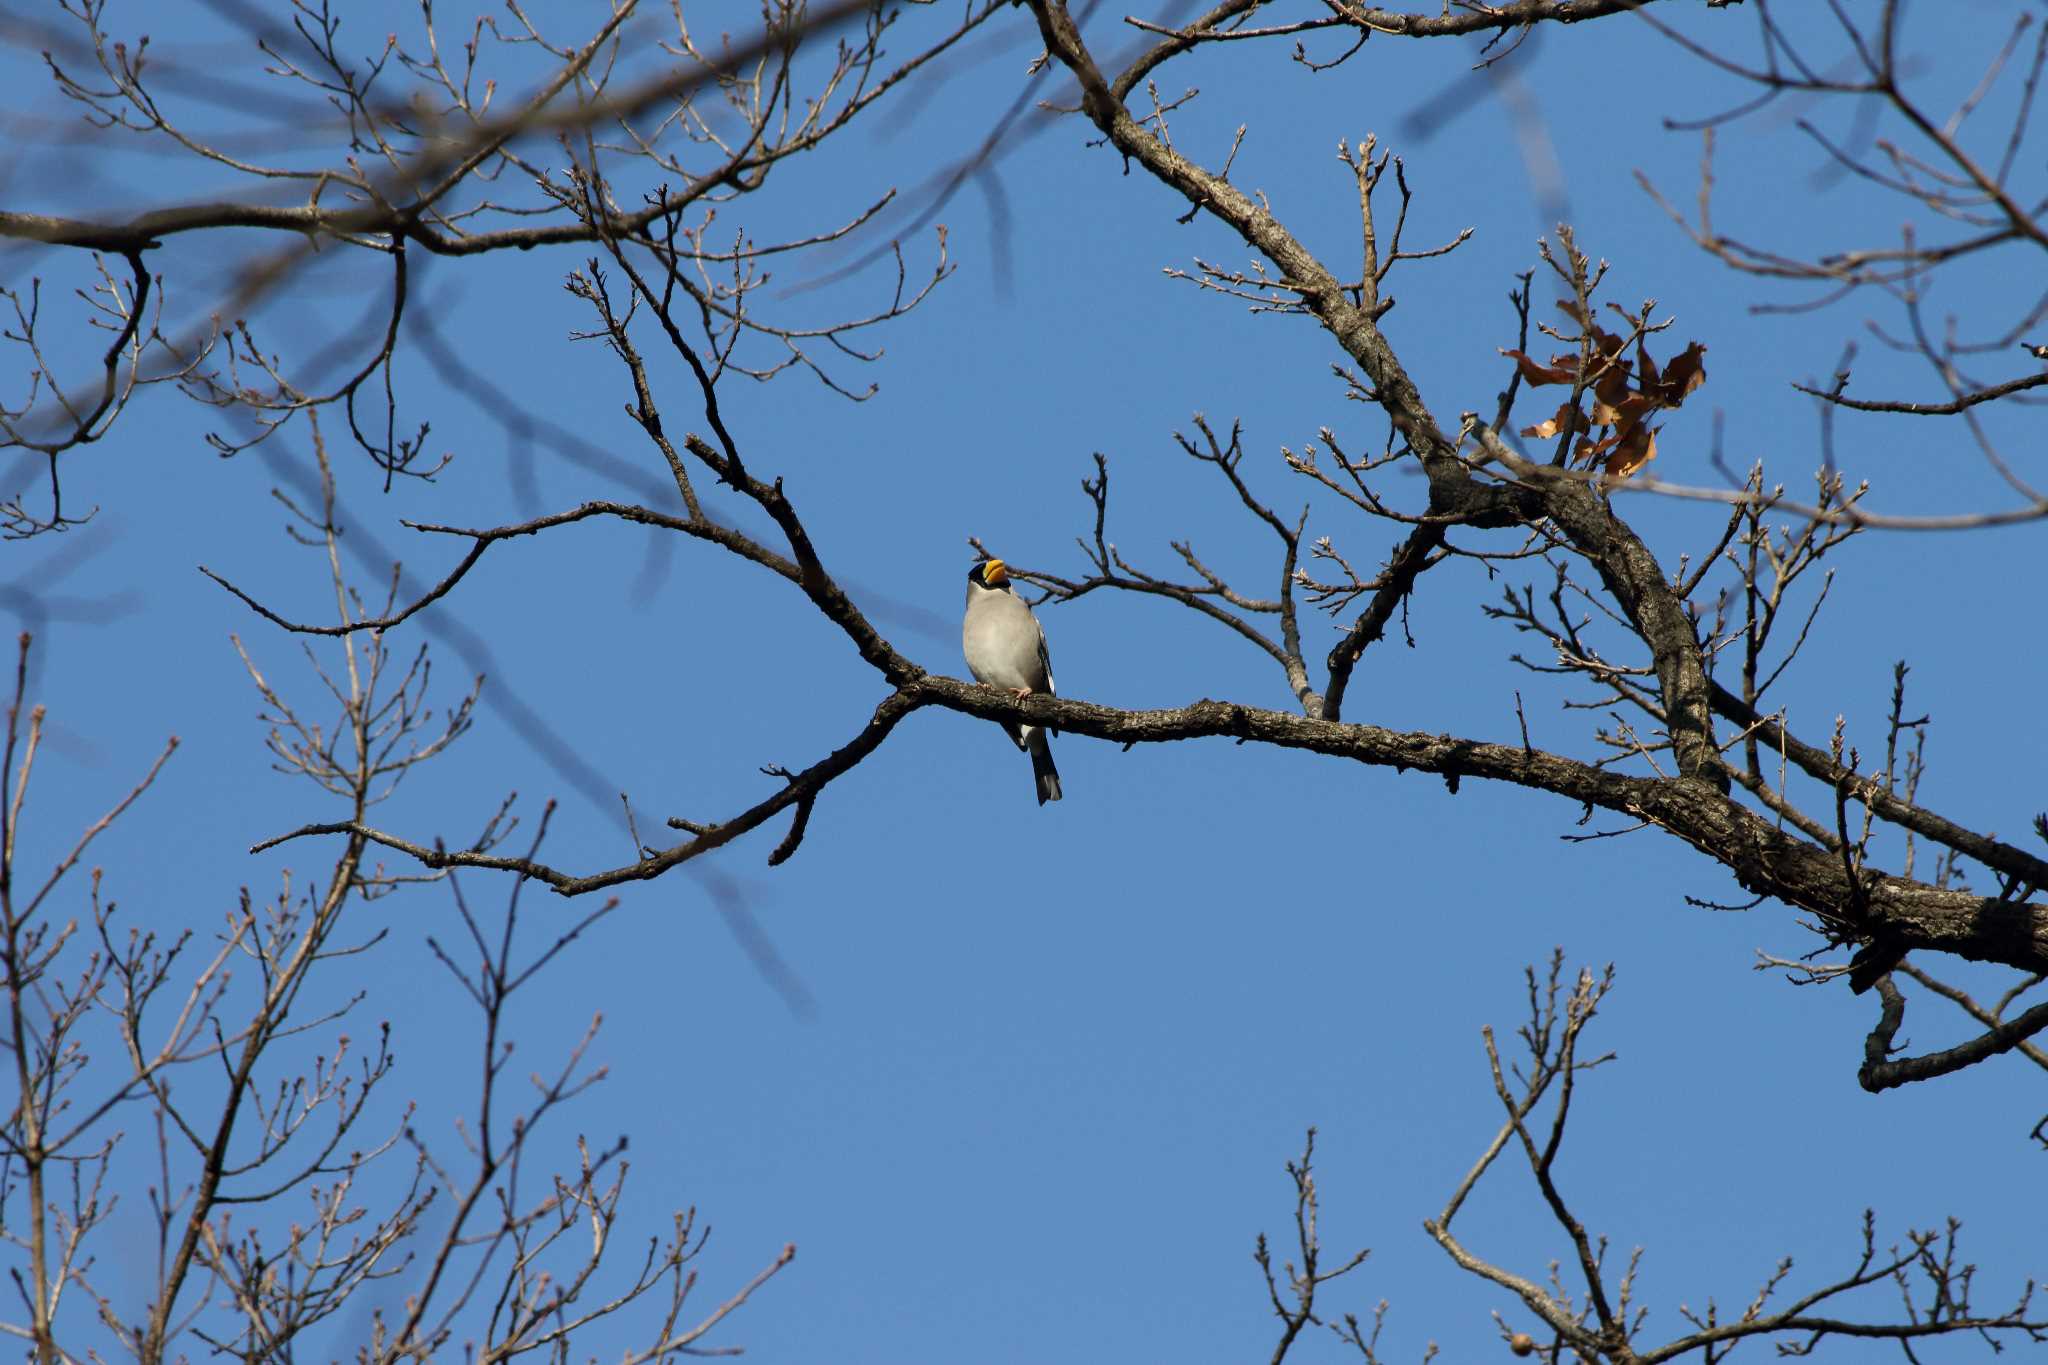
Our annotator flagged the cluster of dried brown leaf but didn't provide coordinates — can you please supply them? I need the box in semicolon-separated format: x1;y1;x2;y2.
1505;299;1708;479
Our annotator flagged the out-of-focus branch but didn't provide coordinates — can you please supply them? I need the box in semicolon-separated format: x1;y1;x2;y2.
1793;361;2048;414
203;499;792;638
0;0;998;535
1637;4;2048;520
0;0;928;255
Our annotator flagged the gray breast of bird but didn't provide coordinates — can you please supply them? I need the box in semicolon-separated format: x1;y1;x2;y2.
963;586;1051;693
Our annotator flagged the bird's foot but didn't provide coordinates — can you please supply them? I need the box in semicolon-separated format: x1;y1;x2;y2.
1010;686;1034;698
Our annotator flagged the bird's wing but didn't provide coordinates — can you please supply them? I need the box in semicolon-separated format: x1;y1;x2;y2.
1034;611;1055;695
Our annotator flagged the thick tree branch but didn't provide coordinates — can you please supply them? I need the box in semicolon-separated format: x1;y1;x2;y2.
1328;0;1688;40
1471;422;1727;786
1898;963;2048;1072
254;688;925;892
1320;522;1443;722
1858;976;2048;1093
250;670;2048;984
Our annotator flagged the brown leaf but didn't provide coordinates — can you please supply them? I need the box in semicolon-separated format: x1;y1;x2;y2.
1590;390;1652;428
1519;401;1583;440
1554;299;1624;357
1656;342;1708;405
1605;423;1658;479
1577;429;1622;465
1635;337;1660;390
1596;303;1640;361
1501;348;1576;385
1591;363;1635;416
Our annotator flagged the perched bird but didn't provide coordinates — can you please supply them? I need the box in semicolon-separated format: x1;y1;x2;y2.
963;557;1062;805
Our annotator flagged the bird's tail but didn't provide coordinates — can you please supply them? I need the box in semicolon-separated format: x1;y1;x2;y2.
1029;730;1062;805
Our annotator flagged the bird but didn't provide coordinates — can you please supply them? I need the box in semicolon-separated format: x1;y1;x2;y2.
963;557;1062;805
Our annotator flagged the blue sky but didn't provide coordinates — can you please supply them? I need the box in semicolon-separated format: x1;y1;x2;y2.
4;2;2044;1361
